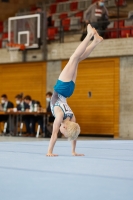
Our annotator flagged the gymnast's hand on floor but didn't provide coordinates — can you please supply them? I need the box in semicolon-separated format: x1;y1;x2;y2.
72;152;84;156
46;153;58;157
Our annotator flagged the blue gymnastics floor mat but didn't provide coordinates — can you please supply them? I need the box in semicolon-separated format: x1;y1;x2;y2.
0;140;133;200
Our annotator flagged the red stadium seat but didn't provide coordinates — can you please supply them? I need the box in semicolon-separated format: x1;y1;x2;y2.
130;28;133;37
110;30;119;38
114;20;124;28
50;4;57;14
107;28;119;39
120;27;131;38
75;11;83;21
62;18;70;31
115;0;127;6
59;13;68;20
47;27;58;40
110;31;118;38
2;32;8;39
70;2;78;11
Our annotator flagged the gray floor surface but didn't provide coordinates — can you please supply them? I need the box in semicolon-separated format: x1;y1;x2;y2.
0;137;133;200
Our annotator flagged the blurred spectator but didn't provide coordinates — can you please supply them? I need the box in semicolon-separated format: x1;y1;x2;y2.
24;95;41;112
47;9;52;27
14;94;29;136
46;91;54;123
83;0;109;38
0;94;14;134
24;95;43;137
0;94;14;112
15;93;28;111
46;91;53;113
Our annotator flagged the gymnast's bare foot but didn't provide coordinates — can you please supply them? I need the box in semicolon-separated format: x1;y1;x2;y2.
46;153;58;157
87;24;96;36
94;29;103;43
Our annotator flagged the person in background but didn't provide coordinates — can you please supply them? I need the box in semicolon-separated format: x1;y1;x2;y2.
0;94;14;112
0;94;14;134
14;94;29;136
83;0;109;38
46;92;53;113
15;94;28;112
46;9;52;27
24;95;43;137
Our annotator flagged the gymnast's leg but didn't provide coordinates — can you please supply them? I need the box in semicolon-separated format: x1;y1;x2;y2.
78;30;103;62
72;30;103;82
58;24;95;82
58;25;103;83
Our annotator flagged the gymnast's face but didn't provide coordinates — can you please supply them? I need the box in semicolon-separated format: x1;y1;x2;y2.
60;123;68;137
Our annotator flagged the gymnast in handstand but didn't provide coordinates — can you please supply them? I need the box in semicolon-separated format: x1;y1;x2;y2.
46;24;103;157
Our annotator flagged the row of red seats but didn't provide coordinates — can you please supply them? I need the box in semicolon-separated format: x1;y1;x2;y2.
1;20;133;48
29;1;68;11
49;0;126;14
47;14;81;40
48;26;133;41
30;0;127;15
106;19;133;38
47;18;133;40
52;11;83;28
50;1;85;14
1;28;133;47
59;11;83;20
52;10;83;21
106;27;133;38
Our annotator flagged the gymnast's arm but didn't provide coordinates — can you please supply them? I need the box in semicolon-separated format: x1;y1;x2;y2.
46;113;63;157
71;115;84;156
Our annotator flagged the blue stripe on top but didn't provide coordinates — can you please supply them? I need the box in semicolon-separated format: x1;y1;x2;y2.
54;80;75;98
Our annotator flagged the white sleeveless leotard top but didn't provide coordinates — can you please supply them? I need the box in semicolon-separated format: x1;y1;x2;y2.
50;91;73;120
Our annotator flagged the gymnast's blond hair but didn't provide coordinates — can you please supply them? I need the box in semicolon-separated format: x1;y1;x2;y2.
65;121;80;141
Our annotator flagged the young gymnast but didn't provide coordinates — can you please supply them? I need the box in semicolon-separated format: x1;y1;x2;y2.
46;24;103;157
